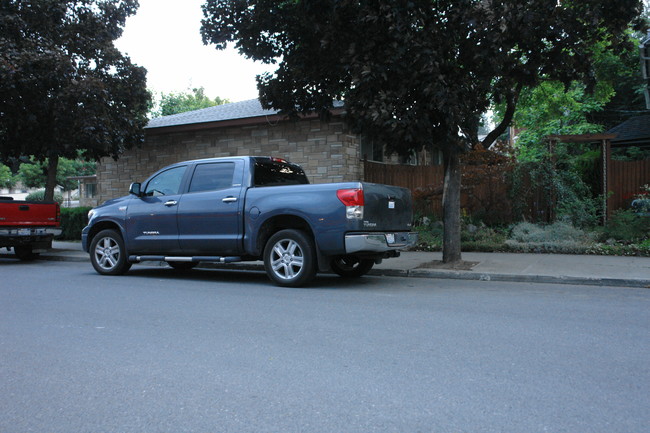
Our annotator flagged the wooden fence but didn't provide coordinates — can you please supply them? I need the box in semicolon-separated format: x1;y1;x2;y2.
363;160;525;223
364;159;649;222
608;159;650;215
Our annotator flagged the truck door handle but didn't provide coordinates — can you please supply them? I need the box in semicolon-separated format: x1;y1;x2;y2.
164;200;178;207
222;197;238;203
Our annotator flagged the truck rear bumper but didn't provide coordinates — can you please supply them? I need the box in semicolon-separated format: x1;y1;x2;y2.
0;227;62;248
345;232;418;254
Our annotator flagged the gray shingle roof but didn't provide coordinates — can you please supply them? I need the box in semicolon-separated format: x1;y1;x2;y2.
146;99;279;129
607;115;650;143
146;99;345;130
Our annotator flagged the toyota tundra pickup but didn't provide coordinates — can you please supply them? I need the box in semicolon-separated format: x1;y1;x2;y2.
82;156;417;286
0;197;62;260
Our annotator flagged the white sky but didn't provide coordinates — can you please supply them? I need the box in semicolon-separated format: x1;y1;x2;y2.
115;0;271;103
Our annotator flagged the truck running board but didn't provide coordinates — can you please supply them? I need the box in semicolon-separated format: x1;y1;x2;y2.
128;255;242;264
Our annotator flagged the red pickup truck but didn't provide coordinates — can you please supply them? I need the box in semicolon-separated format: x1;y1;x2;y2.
0;197;62;260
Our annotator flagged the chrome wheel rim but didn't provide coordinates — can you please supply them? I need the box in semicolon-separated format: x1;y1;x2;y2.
270;239;304;280
94;236;121;271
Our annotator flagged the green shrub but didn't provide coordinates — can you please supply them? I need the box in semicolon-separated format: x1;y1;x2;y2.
599;209;650;242
509;221;590;243
506;221;594;253
26;190;64;204
587;240;650;257
57;207;92;241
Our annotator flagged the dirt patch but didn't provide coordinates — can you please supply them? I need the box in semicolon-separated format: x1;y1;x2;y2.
415;260;479;271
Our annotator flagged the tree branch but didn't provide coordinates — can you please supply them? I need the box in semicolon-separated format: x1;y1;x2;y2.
482;82;523;148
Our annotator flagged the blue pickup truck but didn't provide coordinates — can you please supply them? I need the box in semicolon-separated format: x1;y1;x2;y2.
82;156;417;286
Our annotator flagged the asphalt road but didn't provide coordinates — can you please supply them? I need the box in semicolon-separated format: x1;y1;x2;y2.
1;259;649;433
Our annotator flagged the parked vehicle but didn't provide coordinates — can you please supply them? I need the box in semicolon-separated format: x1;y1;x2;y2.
0;197;62;260
82;156;417;286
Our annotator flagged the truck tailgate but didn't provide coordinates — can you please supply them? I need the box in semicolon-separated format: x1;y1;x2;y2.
0;201;60;227
361;183;413;231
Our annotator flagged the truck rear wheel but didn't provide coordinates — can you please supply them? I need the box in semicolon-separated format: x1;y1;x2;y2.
330;256;374;278
263;229;317;287
90;229;132;275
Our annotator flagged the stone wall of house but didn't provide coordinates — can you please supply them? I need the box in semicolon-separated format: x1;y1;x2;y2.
96;117;362;203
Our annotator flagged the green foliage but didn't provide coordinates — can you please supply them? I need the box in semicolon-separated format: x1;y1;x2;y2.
57;207;92;241
413;218;649;256
153;87;229;117
509;157;602;229
506;221;595;254
0;164;15;189
612;146;650;161
25;190;63;204
503;81;607;163
17;156;95;190
599;209;650;241
589;29;650;128
509;221;591;243
587;241;650;257
18;161;47;189
0;0;150;200
414;217;508;252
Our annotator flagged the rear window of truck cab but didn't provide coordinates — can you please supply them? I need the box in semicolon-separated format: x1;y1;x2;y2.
253;160;309;186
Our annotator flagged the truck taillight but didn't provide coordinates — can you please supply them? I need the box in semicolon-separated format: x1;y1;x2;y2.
337;189;364;220
56;203;61;222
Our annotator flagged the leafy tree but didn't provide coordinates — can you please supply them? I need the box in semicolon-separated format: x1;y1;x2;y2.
0;164;15;190
202;0;642;262
17;155;96;192
0;0;150;201
153;87;229;117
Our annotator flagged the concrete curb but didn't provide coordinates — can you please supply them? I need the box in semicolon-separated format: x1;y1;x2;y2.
195;263;650;289
8;249;650;289
389;269;650;289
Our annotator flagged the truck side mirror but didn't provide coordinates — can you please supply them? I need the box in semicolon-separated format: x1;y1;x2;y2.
129;182;142;197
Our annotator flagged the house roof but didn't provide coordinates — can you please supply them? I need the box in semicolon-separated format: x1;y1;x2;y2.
146;98;345;131
607;115;650;144
146;99;279;129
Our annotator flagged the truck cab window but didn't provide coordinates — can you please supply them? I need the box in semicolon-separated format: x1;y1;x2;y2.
188;162;236;193
144;166;187;196
254;160;309;186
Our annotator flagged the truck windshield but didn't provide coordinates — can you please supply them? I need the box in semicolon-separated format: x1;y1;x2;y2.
253;160;309;186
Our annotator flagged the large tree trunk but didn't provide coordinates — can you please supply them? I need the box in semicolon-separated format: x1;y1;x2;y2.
442;144;462;263
44;154;59;202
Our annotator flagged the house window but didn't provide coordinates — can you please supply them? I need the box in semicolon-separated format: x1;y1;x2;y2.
85;183;96;198
399;151;419;166
361;136;384;162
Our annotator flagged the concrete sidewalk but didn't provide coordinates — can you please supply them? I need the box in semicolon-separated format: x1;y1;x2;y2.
3;241;648;288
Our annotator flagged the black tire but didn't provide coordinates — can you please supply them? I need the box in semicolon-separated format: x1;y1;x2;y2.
330;256;374;278
14;246;39;261
89;229;132;275
167;261;198;271
263;229;317;287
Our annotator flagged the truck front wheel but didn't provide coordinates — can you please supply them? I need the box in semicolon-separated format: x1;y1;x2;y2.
89;229;132;276
263;229;317;287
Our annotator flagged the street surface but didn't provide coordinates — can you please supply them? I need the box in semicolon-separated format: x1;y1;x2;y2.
1;259;649;433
